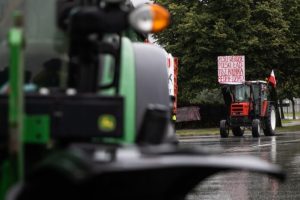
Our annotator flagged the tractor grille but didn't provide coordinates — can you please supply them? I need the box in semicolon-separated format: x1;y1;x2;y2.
231;104;243;115
231;103;248;116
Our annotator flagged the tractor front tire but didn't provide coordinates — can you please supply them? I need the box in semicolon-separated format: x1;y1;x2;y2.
232;127;244;137
263;105;276;136
252;119;261;137
220;120;229;138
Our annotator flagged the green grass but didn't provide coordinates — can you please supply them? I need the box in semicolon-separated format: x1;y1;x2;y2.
176;128;219;136
282;119;296;123
282;112;300;118
278;125;300;132
282;119;300;125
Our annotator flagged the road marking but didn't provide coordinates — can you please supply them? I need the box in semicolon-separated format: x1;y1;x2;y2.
226;138;300;153
256;139;300;147
179;133;300;153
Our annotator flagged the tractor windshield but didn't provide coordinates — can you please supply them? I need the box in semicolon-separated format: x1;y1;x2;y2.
0;0;128;92
24;0;65;88
0;0;65;90
232;84;250;102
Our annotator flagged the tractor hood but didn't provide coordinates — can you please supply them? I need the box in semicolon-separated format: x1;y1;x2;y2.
9;145;285;200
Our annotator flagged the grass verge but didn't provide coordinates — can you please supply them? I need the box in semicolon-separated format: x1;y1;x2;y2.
278;125;300;132
176;128;219;136
282;119;300;124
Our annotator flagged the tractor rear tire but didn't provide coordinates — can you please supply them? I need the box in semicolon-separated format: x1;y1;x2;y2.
252;119;261;137
220;120;229;138
232;127;244;137
263;105;276;136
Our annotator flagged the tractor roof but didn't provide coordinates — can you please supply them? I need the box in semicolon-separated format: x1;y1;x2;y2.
221;80;267;86
245;80;267;84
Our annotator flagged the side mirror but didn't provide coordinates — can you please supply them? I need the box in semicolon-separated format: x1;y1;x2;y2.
129;4;170;34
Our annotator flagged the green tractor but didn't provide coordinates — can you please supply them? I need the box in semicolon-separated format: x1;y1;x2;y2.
220;81;277;138
0;0;175;196
0;0;284;199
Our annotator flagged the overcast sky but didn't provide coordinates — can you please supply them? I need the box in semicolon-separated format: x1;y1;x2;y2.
131;0;150;6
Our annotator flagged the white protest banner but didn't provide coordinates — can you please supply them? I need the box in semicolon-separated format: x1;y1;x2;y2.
167;53;175;96
218;56;245;84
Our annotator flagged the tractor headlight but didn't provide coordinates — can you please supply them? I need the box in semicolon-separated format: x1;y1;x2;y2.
129;4;170;33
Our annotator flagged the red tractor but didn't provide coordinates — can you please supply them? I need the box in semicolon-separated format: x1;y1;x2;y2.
220;81;277;137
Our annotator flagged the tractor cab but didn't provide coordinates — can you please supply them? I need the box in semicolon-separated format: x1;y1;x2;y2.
226;81;268;117
232;84;251;103
246;81;269;118
227;83;251;117
0;0;175;146
221;80;276;138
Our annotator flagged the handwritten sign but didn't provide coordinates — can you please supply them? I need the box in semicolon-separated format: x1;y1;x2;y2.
218;56;245;84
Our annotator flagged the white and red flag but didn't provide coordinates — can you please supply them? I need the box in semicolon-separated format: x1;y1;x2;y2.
268;70;276;87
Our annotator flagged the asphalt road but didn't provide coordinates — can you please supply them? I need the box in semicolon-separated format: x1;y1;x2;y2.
179;131;300;200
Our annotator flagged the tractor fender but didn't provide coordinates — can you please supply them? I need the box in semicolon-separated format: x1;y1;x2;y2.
132;43;170;137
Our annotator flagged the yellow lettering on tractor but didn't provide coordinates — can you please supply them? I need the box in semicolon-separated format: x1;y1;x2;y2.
98;115;116;132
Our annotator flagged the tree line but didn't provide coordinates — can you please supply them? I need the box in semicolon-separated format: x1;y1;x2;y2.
154;0;300;118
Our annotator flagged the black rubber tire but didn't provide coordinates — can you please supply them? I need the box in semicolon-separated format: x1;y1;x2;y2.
252;119;261;137
220;120;229;138
232;126;244;137
263;105;276;136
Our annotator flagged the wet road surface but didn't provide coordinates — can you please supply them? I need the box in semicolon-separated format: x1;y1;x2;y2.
180;131;300;200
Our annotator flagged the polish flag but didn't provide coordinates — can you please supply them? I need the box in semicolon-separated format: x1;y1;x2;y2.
268;70;276;87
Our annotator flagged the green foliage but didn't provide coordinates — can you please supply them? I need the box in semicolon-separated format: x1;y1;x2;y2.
155;0;300;103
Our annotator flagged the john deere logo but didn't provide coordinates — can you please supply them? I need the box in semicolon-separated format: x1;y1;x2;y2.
98;115;116;132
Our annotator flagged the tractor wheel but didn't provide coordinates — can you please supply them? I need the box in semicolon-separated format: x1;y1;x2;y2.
263;105;276;136
232;127;244;137
252;119;261;137
220;120;229;138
